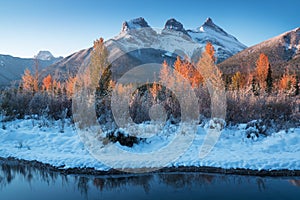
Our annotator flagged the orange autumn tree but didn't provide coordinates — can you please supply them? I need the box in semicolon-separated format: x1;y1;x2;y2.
173;56;186;91
255;53;270;90
182;58;203;88
21;69;35;93
172;56;203;88
279;72;297;94
89;37;109;90
174;56;183;74
65;76;77;98
159;60;170;84
159;60;176;91
205;42;216;63
42;74;53;92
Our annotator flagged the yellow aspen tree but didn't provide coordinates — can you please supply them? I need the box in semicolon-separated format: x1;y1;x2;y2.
231;71;244;90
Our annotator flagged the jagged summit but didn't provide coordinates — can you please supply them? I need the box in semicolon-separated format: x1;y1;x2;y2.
163;18;189;35
198;17;228;36
203;17;214;26
38;17;248;84
122;17;150;32
35;50;55;61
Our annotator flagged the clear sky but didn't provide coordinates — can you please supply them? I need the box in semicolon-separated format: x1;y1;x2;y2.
0;0;299;58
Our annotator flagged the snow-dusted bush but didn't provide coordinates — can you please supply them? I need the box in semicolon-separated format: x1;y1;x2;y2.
0;88;31;119
0;87;72;122
207;118;226;131
226;89;298;128
195;86;211;119
29;92;49;116
245;119;267;139
106;129;146;147
47;94;72;120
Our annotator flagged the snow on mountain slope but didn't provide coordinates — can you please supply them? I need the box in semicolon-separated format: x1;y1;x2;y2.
35;50;56;61
187;18;247;62
121;17;150;32
42;17;246;81
110;17;246;62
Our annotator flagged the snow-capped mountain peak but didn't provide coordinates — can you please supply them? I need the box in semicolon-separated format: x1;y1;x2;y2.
198;17;228;36
35;50;55;61
163;18;189;36
41;17;248;83
203;17;214;26
122;17;150;32
186;17;247;62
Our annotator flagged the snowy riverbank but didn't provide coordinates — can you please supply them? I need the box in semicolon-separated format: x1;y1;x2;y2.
0;118;299;173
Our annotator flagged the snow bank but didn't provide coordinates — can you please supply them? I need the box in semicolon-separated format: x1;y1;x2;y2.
0;118;299;171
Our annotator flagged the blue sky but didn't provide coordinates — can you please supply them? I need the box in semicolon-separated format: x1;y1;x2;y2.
0;0;299;58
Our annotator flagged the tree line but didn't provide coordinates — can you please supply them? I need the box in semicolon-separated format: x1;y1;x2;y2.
0;39;299;131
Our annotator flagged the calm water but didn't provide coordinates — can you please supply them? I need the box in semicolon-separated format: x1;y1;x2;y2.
0;162;300;200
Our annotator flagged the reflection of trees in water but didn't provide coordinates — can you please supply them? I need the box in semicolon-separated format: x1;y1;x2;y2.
289;180;300;187
0;162;276;196
76;176;89;198
0;162;59;189
158;172;270;192
158;173;215;189
257;178;266;191
93;175;153;193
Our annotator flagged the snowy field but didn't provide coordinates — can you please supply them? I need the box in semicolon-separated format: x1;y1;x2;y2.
0;118;299;172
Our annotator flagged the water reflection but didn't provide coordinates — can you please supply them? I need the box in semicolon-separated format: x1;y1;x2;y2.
93;175;153;193
0;161;300;200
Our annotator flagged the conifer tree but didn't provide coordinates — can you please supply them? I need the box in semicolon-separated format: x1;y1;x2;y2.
251;76;260;96
265;64;273;94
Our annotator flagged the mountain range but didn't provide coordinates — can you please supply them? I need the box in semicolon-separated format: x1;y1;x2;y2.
0;51;62;87
39;17;247;81
0;17;299;87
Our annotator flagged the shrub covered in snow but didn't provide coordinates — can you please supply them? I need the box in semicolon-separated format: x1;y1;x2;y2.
106;129;146;147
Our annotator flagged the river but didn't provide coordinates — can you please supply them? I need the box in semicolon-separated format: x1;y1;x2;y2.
0;162;300;200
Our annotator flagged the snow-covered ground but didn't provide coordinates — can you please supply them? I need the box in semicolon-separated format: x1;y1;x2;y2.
0;118;299;172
